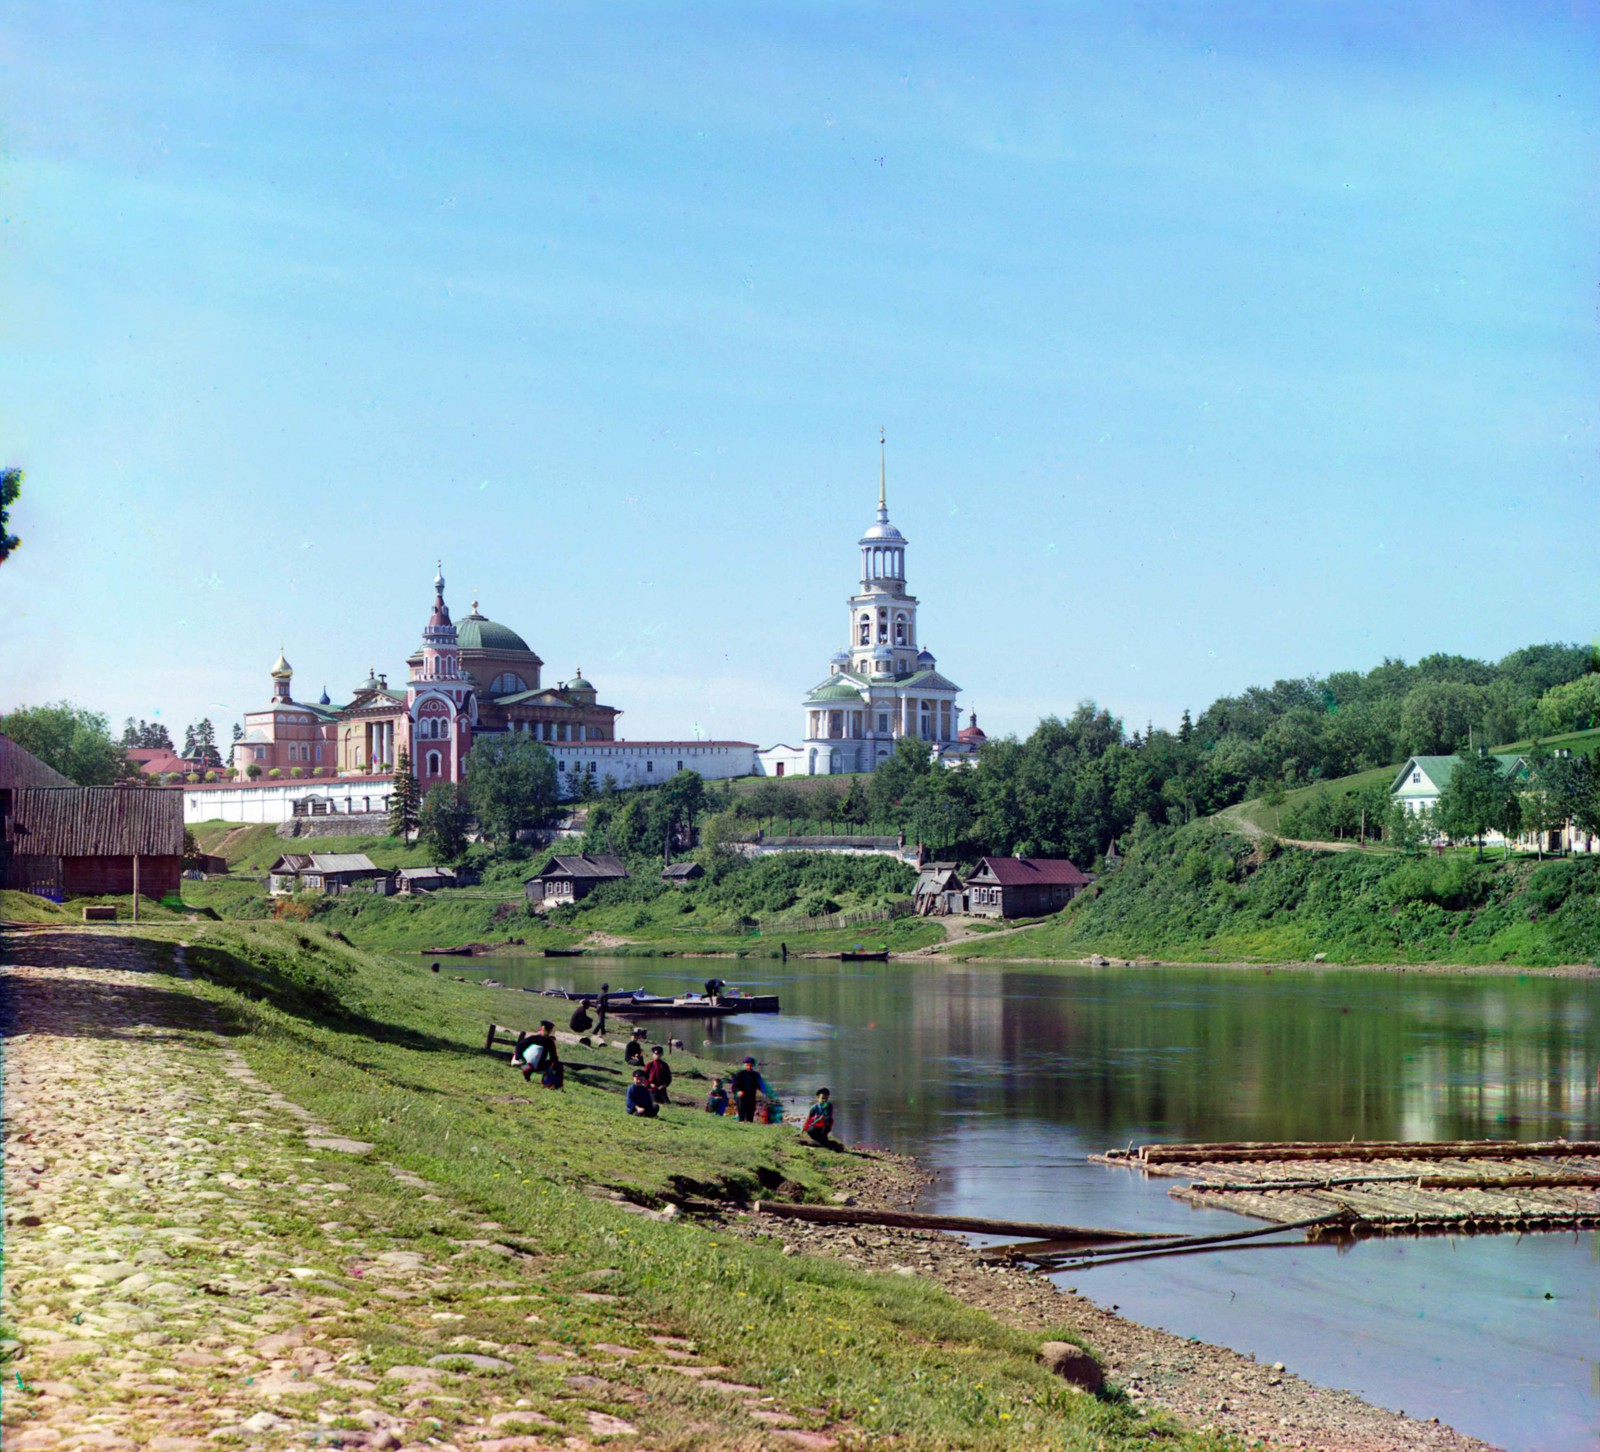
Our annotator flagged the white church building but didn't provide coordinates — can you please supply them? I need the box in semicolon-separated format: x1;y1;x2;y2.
758;455;983;778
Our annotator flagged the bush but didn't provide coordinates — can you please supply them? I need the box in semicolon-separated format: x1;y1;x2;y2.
268;768;282;779
204;771;218;782
246;765;262;780
290;767;304;778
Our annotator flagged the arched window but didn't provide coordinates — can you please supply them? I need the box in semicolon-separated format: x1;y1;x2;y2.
426;750;442;776
858;615;870;645
490;673;527;696
894;614;907;646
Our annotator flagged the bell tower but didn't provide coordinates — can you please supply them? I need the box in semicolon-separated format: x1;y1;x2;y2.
847;437;919;679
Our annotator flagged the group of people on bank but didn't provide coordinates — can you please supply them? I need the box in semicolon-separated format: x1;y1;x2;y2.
511;1018;834;1146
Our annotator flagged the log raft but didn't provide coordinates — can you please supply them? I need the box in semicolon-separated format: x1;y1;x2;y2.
1094;1139;1600;1237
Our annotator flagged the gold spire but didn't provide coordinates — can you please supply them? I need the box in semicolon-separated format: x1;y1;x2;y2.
878;428;887;513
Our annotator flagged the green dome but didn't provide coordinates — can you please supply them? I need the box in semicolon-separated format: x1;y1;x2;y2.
808;679;863;702
457;612;532;654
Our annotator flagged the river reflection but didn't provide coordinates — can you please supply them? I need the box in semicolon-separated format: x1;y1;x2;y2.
464;955;1599;1452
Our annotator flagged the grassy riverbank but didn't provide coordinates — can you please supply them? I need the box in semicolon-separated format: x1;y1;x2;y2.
88;917;1226;1450
948;823;1600;967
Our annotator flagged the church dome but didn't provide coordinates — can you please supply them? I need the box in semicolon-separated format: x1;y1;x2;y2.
457;609;532;655
860;517;906;544
271;650;292;679
958;711;987;745
916;648;936;665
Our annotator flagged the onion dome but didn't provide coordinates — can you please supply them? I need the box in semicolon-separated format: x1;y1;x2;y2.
270;650;292;680
318;686;331;706
958;711;988;746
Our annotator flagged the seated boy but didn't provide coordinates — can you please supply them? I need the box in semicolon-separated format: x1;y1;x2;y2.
625;1068;659;1118
801;1088;834;1146
704;1077;730;1115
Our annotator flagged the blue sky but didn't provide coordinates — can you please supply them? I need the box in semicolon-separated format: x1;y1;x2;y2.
3;2;1595;748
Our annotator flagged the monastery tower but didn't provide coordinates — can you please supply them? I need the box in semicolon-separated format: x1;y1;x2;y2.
798;444;964;774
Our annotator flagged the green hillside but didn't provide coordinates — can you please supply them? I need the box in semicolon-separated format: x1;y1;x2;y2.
950;822;1600;967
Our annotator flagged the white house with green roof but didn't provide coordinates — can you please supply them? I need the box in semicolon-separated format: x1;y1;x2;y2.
1390;754;1527;816
766;451;973;777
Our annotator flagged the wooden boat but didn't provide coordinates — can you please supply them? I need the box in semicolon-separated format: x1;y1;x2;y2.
610;991;780;1019
542;947;586;958
543;986;780;1017
838;949;889;963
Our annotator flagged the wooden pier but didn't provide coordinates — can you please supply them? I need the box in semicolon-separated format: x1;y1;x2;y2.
1093;1139;1600;1237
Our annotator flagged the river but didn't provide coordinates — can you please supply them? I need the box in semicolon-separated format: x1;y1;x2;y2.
462;953;1599;1452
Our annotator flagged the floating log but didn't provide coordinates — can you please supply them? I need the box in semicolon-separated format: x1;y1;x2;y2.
752;1202;1162;1243
1001;1212;1345;1266
1104;1138;1600;1166
1415;1171;1600;1191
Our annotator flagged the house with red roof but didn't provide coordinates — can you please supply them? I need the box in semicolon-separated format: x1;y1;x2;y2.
963;855;1091;920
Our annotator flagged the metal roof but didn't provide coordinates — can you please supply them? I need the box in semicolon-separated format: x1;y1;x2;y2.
969;856;1091;887
526;853;629;882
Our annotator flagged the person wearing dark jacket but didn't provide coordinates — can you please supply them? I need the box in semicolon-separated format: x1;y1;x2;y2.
729;1056;768;1123
642;1044;673;1105
625;1069;658;1117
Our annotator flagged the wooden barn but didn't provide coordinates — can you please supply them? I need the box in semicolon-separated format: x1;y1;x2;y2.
661;861;704;885
524;853;629;906
2;785;184;899
964;856;1091;919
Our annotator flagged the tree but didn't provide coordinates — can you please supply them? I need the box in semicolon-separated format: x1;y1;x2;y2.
657;769;707;850
121;717;175;750
1400;681;1486;756
0;702;129;784
1436;751;1517;860
389;748;421;840
418;782;471;861
192;718;222;769
465;735;559;844
182;723;197;757
0;467;20;565
1532;674;1600;736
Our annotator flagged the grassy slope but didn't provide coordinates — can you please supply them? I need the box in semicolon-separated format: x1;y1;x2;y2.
120;918;1223;1450
1220;726;1600;839
950;823;1600;967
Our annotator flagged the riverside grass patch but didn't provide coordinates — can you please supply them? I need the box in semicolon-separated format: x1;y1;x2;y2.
951;823;1600;967
126;918;1231;1452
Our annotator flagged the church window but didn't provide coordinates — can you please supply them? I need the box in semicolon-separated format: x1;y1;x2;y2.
858;616;870;645
254;747;265;761
315;746;322;761
646;761;654;772
877;713;889;732
426;751;441;776
894;618;906;645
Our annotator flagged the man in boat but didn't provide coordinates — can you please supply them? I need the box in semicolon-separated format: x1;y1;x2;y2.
729;1056;769;1124
703;976;726;1001
643;1044;673;1106
800;1087;834;1147
625;1069;657;1118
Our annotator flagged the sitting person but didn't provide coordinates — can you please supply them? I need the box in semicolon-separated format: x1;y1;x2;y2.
643;1044;673;1105
704;1077;730;1116
624;1028;649;1066
524;1020;563;1089
625;1068;658;1118
801;1087;834;1146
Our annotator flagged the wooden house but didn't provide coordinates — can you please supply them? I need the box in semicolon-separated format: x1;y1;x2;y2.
661;861;704;885
524;853;629;906
268;852;392;896
2;785;184;899
913;862;963;916
964;856;1090;919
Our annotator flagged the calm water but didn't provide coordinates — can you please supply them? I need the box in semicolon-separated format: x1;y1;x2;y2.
465;955;1600;1452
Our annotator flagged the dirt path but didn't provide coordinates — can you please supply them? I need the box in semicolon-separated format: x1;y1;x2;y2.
0;933;839;1452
